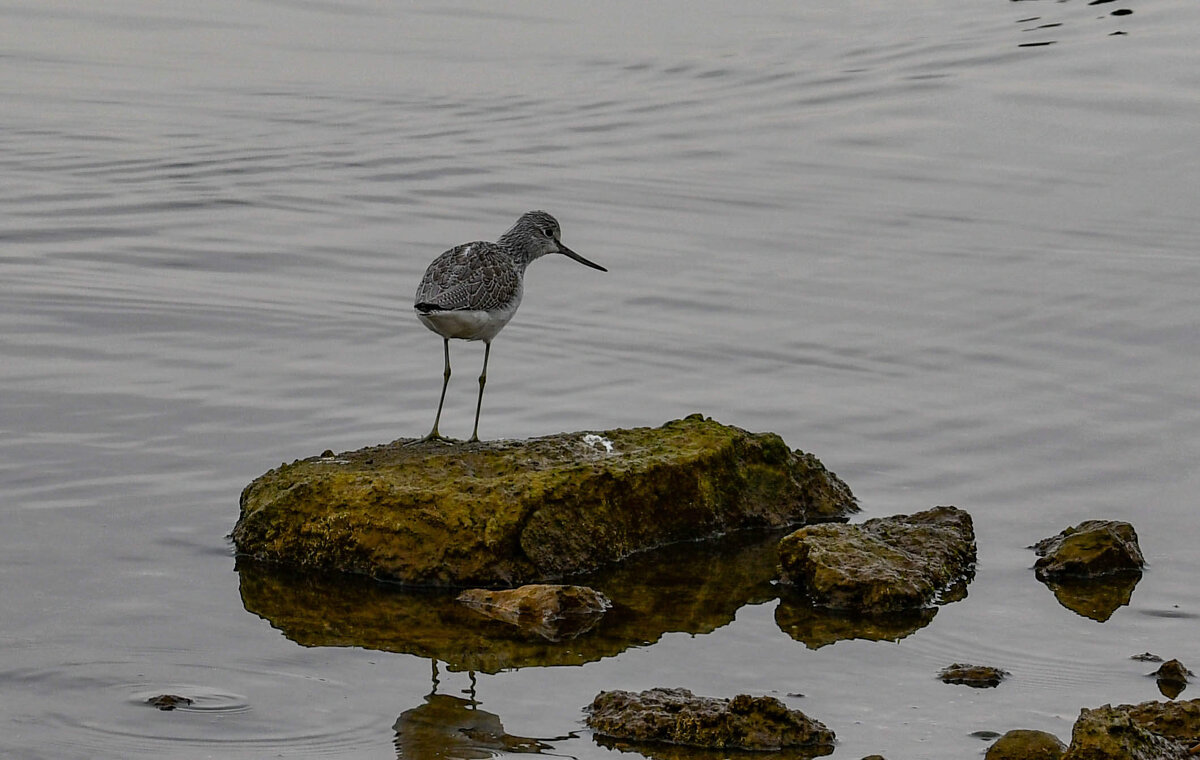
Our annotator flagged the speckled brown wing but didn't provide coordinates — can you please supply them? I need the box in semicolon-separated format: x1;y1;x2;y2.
414;242;520;313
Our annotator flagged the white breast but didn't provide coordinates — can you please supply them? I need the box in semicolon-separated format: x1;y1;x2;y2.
417;297;521;342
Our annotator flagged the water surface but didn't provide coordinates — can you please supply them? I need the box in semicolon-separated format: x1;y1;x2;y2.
3;1;1200;758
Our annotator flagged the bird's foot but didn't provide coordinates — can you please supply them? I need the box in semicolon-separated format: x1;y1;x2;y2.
405;431;456;447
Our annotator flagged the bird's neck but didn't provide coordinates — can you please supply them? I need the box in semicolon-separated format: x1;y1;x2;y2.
497;237;535;272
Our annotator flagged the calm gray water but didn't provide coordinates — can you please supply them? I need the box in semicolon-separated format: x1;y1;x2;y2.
3;1;1199;757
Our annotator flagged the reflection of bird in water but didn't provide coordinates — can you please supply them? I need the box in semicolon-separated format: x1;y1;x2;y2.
393;661;567;760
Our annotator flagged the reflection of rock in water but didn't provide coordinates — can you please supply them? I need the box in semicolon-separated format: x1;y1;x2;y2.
774;593;937;649
393;693;550;760
236;529;784;672
1038;572;1141;622
456;584;611;642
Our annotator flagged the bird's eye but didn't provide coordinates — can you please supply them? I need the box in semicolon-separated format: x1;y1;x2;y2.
542;227;555;238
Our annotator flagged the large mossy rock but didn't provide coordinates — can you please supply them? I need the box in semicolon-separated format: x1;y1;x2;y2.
777;506;976;612
232;415;857;586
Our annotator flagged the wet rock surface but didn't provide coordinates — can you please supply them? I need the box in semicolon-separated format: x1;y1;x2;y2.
777;506;976;612
1062;701;1195;760
233;415;856;585
586;687;834;754
456;584;610;641
1033;520;1145;581
1118;698;1200;746
986;729;1067;760
939;663;1008;688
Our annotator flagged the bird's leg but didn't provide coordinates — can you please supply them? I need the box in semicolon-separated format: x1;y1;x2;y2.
409;338;454;445
468;341;491;443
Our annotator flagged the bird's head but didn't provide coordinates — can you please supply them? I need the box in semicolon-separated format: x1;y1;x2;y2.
501;210;607;271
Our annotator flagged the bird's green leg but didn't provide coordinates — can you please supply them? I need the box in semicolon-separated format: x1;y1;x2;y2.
468;341;491;443
409;338;454;445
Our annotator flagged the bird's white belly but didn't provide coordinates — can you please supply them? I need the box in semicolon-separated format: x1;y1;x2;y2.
417;301;519;342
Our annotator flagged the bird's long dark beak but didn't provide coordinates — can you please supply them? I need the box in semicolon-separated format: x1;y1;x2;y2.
557;242;607;272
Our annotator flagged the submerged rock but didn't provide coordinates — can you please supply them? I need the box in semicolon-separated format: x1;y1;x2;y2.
986;729;1066;760
777;506;976;612
939;663;1008;688
456;584;610;641
1032;520;1145;581
586;687;834;753
232;415;856;586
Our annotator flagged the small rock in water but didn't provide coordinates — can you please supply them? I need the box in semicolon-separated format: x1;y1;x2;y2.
985;729;1066;760
457;584;610;641
777;506;976;612
939;663;1008;688
1156;659;1193;684
585;687;835;752
1032;520;1145;580
1156;659;1193;699
1132;652;1165;662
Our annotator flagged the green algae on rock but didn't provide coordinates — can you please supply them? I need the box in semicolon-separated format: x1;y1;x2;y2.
777;506;976;613
1032;520;1145;581
586;687;834;755
232;415;857;586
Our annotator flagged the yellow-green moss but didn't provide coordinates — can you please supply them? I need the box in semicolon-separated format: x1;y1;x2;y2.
233;415;856;586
